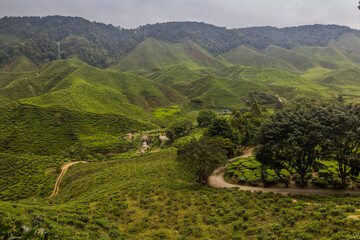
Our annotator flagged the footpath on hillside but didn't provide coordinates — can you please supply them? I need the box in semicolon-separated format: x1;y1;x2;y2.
48;161;87;199
208;149;360;196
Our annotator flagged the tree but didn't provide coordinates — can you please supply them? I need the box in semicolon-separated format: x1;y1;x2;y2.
256;104;324;187
176;137;227;184
243;100;269;145
197;109;216;127
249;99;262;117
230;110;246;144
166;119;192;140
319;103;360;187
205;117;237;142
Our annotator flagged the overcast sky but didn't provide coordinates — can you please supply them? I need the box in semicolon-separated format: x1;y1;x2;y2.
0;0;359;29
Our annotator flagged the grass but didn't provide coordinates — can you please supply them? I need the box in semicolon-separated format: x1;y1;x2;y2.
217;66;335;102
2;150;360;239
144;64;203;87
0;102;154;155
0;59;186;120
315;67;360;98
293;45;355;70
150;105;186;127
226;156;291;186
226;155;360;189
182;74;268;109
111;38;228;74
0;153;65;201
264;45;315;72
225;45;300;74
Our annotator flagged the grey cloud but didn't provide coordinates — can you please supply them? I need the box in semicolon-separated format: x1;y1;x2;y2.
0;0;359;29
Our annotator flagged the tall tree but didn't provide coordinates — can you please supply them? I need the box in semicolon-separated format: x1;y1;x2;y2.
176;137;227;185
197;109;216;127
256;104;324;187
320;103;360;187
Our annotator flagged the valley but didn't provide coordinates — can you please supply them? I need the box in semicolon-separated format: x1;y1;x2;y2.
1;16;360;239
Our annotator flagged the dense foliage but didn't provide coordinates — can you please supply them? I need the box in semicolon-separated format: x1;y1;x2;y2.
176;137;227;184
256;102;360;187
1;16;359;68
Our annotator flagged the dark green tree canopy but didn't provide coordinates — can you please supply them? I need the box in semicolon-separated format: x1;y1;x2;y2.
257;102;360;188
197;109;217;127
205;117;239;144
176;137;227;184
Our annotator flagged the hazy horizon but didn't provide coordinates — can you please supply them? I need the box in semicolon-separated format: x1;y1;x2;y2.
0;0;359;30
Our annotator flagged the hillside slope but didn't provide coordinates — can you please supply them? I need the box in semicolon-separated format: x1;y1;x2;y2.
111;38;228;74
225;45;300;74
316;67;360;98
0;59;186;119
217;66;334;101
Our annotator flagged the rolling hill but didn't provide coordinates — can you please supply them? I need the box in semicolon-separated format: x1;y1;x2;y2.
0;59;186;119
225;45;300;74
3;16;360;240
111;38;228;74
181;75;271;109
217;66;335;102
292;45;357;69
315;67;360;98
144;64;203;87
264;45;315;72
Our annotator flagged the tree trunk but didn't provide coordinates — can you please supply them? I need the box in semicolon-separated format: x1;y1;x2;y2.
341;172;347;188
299;173;306;188
275;169;288;187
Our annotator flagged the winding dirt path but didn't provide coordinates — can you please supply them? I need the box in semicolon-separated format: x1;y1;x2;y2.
208;149;360;196
48;161;87;199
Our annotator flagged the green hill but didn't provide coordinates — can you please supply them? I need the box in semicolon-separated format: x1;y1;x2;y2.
327;33;360;55
111;38;228;74
0;55;38;72
0;59;186;119
182;75;270;109
292;45;355;69
217;66;334;101
264;45;315;72
145;64;203;87
316;67;360;97
226;45;300;74
0;102;153;156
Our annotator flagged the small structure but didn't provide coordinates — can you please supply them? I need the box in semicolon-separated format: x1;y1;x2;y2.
159;135;170;147
219;110;230;115
141;141;149;153
126;133;133;141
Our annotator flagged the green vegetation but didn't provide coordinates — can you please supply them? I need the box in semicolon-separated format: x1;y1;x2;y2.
0;153;65;201
196;109;217;127
256;102;360;188
225;45;300;74
4;16;360;240
316;67;360;98
293;45;356;69
177;137;227;184
145;64;203;87
111;38;227;74
264;45;315;72
0;102;153;155
2;150;360;239
217;66;334;102
226;155;291;186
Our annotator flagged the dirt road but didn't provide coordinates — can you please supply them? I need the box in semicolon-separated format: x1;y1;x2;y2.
48;161;87;199
208;149;360;196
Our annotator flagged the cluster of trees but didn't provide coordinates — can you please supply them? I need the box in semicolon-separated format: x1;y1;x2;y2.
176;100;269;184
0;16;140;67
236;25;358;50
256;102;360;187
1;16;359;68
